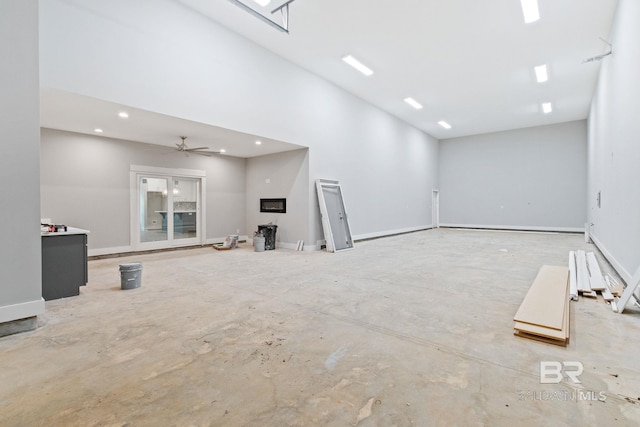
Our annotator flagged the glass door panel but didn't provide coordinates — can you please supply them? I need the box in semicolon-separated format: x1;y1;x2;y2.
172;178;198;241
140;177;168;243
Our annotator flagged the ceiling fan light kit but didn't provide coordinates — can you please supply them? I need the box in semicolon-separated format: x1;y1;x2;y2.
175;136;218;156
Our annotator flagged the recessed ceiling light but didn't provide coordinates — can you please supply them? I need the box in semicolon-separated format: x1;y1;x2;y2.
404;97;424;110
220;149;226;153
118;111;129;118
438;121;452;129
542;102;553;113
253;0;271;6
94;128;103;133
255;140;262;145
520;0;540;23
534;64;548;82
342;55;374;77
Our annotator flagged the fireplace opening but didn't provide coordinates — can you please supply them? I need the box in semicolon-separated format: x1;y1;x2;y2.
260;198;286;213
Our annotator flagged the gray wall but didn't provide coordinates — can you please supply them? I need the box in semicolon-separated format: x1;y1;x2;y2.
246;149;309;247
439;121;587;231
0;0;44;323
41;128;246;254
39;0;439;247
587;0;640;282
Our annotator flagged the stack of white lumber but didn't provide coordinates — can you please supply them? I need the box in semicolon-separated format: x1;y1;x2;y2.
514;265;570;347
572;250;620;308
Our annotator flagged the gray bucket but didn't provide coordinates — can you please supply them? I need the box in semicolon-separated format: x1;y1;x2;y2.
254;236;265;252
120;262;142;290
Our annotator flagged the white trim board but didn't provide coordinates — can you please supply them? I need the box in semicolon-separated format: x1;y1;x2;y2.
0;299;45;324
130;164;206;178
616;266;640;314
588;233;640;314
439;224;584;233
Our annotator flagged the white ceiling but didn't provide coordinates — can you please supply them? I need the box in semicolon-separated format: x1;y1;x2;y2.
178;0;618;139
41;0;618;155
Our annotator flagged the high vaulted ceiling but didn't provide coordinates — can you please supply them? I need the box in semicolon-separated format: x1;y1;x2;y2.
179;0;617;139
40;0;618;156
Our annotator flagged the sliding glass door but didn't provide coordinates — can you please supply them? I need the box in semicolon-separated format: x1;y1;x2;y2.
140;177;169;243
172;178;199;242
133;171;203;250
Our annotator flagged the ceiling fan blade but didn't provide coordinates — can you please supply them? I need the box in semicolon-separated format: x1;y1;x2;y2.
184;146;210;151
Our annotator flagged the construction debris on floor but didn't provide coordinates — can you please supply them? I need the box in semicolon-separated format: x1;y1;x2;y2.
513;248;637;346
513;265;570;346
570;250;630;312
213;234;239;250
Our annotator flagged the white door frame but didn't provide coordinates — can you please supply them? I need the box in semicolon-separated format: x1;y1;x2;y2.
316;179;354;252
130;165;206;251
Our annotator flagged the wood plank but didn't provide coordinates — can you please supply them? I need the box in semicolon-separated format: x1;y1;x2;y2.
605;275;623;296
576;250;591;292
514;265;569;331
586;252;606;291
514;330;567;347
568;251;578;301
515;322;565;340
516;283;570;340
601;287;614;302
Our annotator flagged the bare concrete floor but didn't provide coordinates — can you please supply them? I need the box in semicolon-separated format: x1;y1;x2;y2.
2;229;640;426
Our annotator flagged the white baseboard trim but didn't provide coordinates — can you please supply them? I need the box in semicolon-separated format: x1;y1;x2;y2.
589;234;633;284
353;225;434;241
88;246;133;257
0;298;45;324
206;235;249;246
277;241;299;250
89;236;250;257
439;223;584;234
243;240;321;251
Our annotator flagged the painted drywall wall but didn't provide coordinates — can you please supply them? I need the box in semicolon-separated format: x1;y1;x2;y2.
439;121;587;231
0;0;44;323
41;128;246;254
246;149;309;247
587;0;640;282
39;0;438;246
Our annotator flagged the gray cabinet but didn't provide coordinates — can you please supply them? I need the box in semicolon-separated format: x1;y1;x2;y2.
42;233;88;301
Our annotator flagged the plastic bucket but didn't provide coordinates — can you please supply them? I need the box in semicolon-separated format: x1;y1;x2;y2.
254;236;265;252
119;262;143;290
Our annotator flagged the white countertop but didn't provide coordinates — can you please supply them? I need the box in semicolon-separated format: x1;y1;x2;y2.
41;227;90;237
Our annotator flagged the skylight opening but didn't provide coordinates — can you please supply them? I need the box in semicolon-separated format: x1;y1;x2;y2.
534;64;548;83
520;0;540;23
404;97;424;110
342;55;374;77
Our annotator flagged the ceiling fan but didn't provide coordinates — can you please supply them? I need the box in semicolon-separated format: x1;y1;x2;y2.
175;136;218;156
